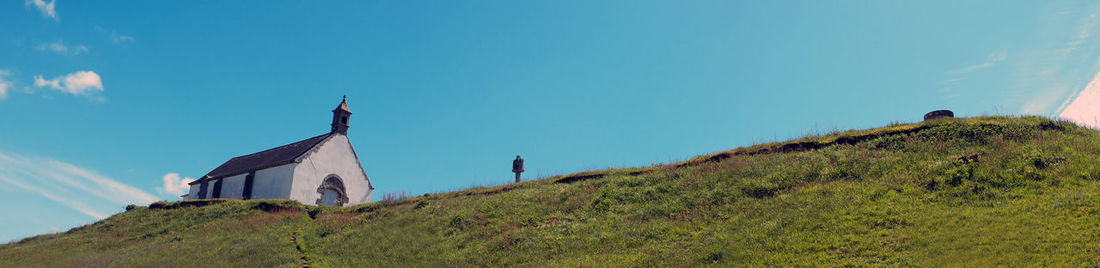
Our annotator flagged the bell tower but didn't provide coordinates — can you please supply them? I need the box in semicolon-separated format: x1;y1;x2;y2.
331;95;352;135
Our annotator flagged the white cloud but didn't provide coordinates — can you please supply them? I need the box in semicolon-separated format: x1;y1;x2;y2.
33;75;59;89
0;151;159;220
62;71;102;93
35;41;88;56
25;0;58;21
0;70;11;100
157;173;194;197
33;70;103;96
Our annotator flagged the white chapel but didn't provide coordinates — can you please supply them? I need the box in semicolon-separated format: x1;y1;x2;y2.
185;97;374;206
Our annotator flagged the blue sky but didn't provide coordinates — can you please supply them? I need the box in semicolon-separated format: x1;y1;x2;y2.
4;0;1100;242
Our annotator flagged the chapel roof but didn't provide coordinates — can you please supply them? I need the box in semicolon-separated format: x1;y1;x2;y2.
193;133;335;183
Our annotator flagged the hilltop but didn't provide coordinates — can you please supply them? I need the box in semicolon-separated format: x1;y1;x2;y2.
4;116;1100;266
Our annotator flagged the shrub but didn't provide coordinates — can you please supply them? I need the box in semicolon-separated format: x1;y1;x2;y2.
1025;151;1047;169
739;180;779;198
251;200;300;212
149;199;230;210
449;215;465;230
870;134;907;150
308;207;322;219
704;251;724;263
413;199;429;210
948;164;972;186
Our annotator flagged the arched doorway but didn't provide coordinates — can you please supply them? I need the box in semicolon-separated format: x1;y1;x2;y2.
316;175;349;206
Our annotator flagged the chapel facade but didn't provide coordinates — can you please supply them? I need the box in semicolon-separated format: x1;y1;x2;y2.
184;97;374;206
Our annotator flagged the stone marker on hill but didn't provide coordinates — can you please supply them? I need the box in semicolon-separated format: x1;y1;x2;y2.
513;155;525;183
924;110;954;121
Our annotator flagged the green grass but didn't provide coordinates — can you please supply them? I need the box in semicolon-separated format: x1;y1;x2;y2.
4;116;1100;266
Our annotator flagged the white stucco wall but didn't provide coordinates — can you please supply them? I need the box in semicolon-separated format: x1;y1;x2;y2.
183;180;219;200
217;174;247;199
183;164;295;200
186;183;201;199
251;163;296;199
290;134;373;206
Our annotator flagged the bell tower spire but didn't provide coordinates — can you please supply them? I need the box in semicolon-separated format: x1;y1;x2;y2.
331;95;352;135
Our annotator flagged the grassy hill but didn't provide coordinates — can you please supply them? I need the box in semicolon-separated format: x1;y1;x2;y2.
4;116;1100;266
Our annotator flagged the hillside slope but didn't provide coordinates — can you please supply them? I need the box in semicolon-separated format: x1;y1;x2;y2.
4;116;1100;266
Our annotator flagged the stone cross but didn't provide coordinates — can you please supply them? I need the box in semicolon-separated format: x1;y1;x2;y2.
512;155;524;183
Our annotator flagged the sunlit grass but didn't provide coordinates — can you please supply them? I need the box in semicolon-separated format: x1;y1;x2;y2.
3;116;1100;266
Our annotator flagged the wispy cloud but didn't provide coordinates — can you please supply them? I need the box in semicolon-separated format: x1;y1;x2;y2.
946;50;1007;75
33;70;104;96
0;70;11;100
0;151;159;219
95;26;136;45
1059;6;1099;56
35;41;88;56
0;173;109;219
157;173;194;197
940;50;1007;97
112;34;135;44
1014;2;1100;116
24;0;58;21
